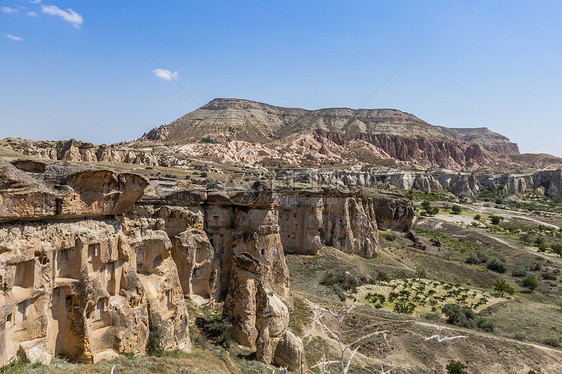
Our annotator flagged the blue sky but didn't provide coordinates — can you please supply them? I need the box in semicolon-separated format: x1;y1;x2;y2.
1;1;561;156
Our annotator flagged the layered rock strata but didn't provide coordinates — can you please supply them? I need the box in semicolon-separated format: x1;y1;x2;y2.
0;159;415;367
0;161;190;366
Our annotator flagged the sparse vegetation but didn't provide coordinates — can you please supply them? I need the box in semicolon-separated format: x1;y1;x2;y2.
446;360;468;374
493;279;515;297
487;257;507;273
196;309;233;348
420;200;440;216
489;215;504;225
522;276;538;292
321;270;359;301
148;313;166;356
199;137;221;144
466;250;489;264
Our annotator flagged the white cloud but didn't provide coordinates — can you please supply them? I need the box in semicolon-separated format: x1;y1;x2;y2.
30;0;42;4
6;33;23;41
27;11;38;16
41;4;83;27
152;68;179;81
1;6;18;14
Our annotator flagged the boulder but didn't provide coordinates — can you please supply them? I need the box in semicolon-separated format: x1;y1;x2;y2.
274;331;308;373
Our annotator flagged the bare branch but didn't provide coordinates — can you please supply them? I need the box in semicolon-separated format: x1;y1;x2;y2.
311;360;342;369
339;303;357;324
345;346;361;372
349;330;388;347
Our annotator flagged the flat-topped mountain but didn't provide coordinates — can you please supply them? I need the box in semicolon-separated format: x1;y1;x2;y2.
136;98;526;171
141;98;519;154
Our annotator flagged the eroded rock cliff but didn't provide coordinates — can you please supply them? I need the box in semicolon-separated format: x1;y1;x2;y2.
0;161;190;365
0;160;415;367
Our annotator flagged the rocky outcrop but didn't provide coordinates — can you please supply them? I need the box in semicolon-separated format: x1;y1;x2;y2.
0;160;148;222
131;187;294;355
277;188;381;258
0;159;420;367
274;330;308;373
0;161;191;366
370;192;415;231
133;98;529;171
1;139;188;168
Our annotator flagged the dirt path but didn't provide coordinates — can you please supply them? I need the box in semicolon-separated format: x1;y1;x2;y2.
455;203;561;229
413;320;562;355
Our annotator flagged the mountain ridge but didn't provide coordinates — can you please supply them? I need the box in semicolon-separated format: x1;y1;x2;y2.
140;98;518;152
138;98;521;170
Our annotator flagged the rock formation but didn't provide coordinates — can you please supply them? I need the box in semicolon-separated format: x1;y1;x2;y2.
0;161;190;365
0;159;418;367
274;330;308;373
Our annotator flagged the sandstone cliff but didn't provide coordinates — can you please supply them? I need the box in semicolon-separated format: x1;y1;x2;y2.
0;161;190;365
0;159;415;367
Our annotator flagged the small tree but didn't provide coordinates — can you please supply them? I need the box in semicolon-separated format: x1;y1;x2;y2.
520;233;531;245
550;243;562;257
538;242;549;252
375;271;391;284
451;205;462;214
522;277;538;292
446;360;468;374
489;215;504;225
493;279;515;297
487;257;507;273
473;214;481;221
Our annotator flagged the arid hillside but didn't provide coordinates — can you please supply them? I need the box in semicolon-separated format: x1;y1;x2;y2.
137;98;526;171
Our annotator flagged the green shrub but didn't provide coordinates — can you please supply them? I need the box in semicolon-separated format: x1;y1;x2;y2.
535;237;545;246
365;292;386;308
543;337;560;347
512;264;528;277
333;284;346;301
446;360;468;374
466;250;489;264
421;200;440;216
487;257;507;273
522;276;538;292
538;243;549;252
542;271;557;280
148;313;166;356
196;311;233;348
321;271;359;301
474;214;481;221
200;137;221;144
423;311;441;321
550;243;562;256
476;317;496;332
493;279;515;297
489;215;504;225
442;304;476;329
375;271;391;283
520;233;531;244
393;302;416;314
451;205;462;214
